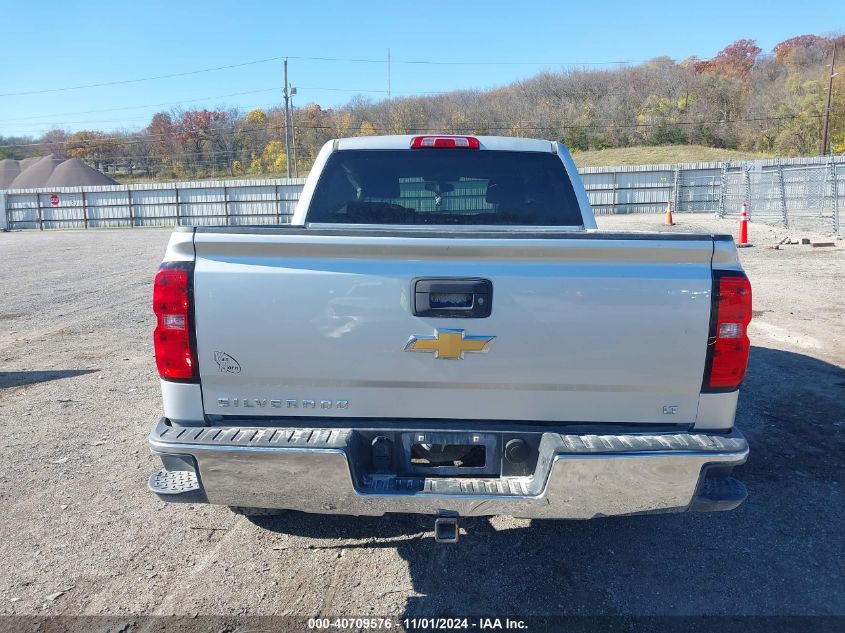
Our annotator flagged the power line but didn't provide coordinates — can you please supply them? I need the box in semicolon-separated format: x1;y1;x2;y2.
0;88;282;123
0;86;393;130
0;57;287;98
393;58;639;66
297;85;388;93
0;54;663;99
0;108;278;133
1;88;391;132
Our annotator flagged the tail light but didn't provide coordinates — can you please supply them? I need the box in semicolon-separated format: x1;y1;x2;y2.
153;264;197;381
411;136;480;149
703;271;752;391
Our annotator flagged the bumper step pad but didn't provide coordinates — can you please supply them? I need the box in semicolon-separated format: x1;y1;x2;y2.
148;468;207;503
691;476;747;512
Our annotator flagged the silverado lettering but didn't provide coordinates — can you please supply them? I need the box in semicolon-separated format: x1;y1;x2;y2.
216;398;349;409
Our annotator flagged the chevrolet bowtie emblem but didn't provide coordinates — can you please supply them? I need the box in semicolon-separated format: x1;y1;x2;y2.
404;328;496;360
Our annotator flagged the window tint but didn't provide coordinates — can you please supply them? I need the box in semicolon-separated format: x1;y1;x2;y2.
306;150;583;226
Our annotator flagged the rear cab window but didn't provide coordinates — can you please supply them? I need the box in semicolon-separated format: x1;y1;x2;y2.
306;149;583;226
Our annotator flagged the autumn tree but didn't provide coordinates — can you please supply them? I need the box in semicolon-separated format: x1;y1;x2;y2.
66;131;117;170
209;109;241;176
238;108;270;162
261;140;287;173
358;121;378;136
293;103;334;167
173;109;224;175
695;39;762;81
773;35;828;64
146;112;178;176
123;134;156;178
41;129;69;158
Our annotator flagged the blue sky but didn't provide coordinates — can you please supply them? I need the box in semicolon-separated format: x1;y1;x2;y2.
1;0;842;136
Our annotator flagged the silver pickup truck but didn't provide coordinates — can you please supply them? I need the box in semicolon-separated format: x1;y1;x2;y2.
148;135;751;540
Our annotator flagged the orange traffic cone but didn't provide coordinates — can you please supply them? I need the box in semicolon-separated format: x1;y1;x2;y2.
737;202;752;248
664;200;675;226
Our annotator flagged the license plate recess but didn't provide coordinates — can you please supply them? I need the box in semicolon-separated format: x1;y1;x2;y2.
401;432;500;477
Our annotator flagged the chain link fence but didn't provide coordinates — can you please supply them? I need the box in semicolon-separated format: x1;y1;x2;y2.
580;155;842;235
714;160;842;234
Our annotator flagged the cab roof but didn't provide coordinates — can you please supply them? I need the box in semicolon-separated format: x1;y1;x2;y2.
335;135;556;153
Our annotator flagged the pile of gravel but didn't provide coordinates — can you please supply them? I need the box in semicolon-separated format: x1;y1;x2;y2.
4;155;118;189
0;159;21;188
8;155;64;188
45;158;118;187
18;156;41;171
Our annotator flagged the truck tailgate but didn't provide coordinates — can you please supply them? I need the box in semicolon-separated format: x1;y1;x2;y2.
192;230;715;425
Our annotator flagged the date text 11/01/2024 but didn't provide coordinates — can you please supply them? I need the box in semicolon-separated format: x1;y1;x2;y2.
307;617;528;630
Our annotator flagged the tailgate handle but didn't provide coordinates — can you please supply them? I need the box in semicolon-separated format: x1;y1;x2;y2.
413;278;492;318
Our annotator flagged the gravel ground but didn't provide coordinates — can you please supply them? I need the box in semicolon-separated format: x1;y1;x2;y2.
0;216;843;624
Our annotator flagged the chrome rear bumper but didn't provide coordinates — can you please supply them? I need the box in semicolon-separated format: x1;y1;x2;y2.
148;418;748;519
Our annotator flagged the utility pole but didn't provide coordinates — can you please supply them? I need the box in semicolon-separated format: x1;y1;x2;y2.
820;40;838;156
387;48;392;100
290;87;298;178
283;58;292;178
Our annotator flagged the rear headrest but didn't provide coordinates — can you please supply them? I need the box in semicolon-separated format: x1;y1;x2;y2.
485;176;526;207
360;171;400;199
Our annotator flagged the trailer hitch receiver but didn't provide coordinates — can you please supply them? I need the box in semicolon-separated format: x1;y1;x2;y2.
434;512;459;544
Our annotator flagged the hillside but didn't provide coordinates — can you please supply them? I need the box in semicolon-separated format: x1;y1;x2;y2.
572;145;774;168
